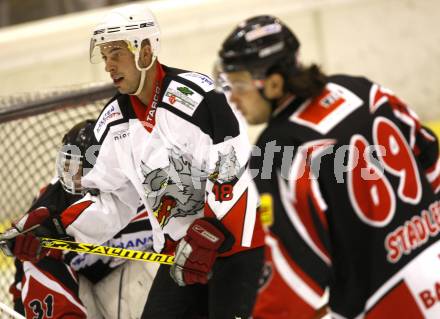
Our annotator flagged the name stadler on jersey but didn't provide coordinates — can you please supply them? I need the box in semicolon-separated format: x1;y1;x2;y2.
385;200;440;263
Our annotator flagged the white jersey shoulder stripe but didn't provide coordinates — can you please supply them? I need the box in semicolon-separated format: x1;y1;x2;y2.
177;72;214;92
94;99;124;141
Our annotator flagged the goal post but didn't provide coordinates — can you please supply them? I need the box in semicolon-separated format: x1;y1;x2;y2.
0;82;116;308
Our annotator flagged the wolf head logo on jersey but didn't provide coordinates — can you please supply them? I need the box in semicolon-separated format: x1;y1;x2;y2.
209;147;241;184
141;149;206;227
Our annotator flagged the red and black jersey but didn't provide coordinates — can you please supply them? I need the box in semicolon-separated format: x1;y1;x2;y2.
10;179;154;317
251;75;440;318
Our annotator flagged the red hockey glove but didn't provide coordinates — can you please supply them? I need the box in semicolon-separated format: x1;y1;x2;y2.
13;233;50;263
170;218;234;286
0;207;64;262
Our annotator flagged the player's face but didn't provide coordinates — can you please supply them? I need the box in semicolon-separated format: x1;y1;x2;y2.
65;161;82;190
58;158;83;193
100;41;141;94
225;71;271;125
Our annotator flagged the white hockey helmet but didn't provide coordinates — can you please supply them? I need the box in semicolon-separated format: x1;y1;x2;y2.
90;4;161;72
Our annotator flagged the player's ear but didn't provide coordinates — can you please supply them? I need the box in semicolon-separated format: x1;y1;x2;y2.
139;39;153;68
264;73;284;99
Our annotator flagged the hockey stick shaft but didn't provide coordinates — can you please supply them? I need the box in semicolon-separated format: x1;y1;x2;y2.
39;237;174;265
0;301;25;319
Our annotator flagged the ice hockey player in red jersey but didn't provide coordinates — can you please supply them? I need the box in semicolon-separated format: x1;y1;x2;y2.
1;4;265;318
217;15;440;319
1;119;156;318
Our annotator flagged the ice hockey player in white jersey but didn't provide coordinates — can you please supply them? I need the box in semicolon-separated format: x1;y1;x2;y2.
3;4;266;318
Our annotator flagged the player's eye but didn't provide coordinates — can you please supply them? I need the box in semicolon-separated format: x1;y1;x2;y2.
111;51;123;61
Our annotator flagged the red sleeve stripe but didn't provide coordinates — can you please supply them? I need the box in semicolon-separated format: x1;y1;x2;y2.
292;170;331;262
370;85;437;156
310;181;328;231
286;141;332;244
266;233;327;306
130;211;149;222
426;157;440;182
392;109;417;151
310;179;328;212
431;174;440;194
61;200;93;228
287;139;336;191
278;173;331;266
426;157;440;193
204;191;265;257
420;128;436;142
369;84;389;113
204;190;247;246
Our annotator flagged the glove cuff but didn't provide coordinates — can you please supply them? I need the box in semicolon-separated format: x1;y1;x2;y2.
187;217;235;253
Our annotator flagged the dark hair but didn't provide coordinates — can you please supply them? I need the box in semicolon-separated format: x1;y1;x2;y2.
287;64;328;99
268;62;327;99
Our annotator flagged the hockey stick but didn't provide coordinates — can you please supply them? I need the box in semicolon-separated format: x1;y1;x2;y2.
0;301;26;319
0;227;174;265
39;237;174;265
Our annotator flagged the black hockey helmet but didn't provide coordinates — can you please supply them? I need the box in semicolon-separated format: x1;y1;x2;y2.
218;15;300;81
56;119;95;195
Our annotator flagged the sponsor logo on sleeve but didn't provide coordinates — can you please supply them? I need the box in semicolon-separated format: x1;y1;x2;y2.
178;72;214;92
94;101;123;141
113;129;130;141
162;80;204;116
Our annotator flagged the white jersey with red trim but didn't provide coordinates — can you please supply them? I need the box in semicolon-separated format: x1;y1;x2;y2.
251;75;440;318
62;64;264;255
66;211;153;275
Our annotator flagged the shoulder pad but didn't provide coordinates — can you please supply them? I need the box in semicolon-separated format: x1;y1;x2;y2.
94;99;124;142
177;72;215;92
162;80;204;117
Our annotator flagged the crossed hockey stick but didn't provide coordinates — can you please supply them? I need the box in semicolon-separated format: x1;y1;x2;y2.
39;237;174;265
0;229;174;265
0;223;174;264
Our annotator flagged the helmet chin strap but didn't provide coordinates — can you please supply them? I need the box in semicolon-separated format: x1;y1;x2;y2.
132;69;147;96
130;54;157;96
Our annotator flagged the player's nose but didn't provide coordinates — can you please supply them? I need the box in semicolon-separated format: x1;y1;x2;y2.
104;59;116;73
